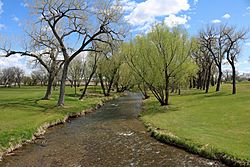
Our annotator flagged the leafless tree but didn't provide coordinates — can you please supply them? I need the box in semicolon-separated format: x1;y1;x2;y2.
199;25;230;92
27;0;126;106
223;26;248;94
1;67;24;87
31;69;48;86
68;56;85;96
79;52;100;100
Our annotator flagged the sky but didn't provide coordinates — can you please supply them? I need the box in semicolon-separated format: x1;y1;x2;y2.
0;0;250;75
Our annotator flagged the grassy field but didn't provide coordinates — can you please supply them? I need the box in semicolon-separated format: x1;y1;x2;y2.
141;83;250;163
0;85;112;155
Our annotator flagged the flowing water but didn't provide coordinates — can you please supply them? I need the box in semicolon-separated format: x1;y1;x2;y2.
0;93;227;167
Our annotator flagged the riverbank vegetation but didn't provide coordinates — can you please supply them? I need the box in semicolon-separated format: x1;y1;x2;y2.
141;83;250;166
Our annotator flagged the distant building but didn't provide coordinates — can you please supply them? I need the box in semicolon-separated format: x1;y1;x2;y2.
239;73;250;81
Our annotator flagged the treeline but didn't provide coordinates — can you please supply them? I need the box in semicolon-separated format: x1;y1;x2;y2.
121;23;247;106
0;0;248;107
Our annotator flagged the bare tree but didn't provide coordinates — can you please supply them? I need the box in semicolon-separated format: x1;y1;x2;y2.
1;67;16;87
68;56;85;96
0;67;24;87
79;52;100;100
1;48;64;99
223;26;248;94
199;25;228;92
193;41;214;93
13;67;25;87
31;69;48;86
27;0;125;106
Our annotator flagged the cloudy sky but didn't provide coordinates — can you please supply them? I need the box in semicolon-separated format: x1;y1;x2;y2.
0;0;250;74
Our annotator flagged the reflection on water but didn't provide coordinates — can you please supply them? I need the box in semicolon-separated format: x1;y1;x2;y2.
0;93;226;167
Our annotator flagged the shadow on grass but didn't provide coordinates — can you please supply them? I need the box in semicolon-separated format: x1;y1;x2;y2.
0;97;59;113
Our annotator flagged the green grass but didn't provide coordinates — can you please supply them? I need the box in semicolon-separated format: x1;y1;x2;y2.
0;85;113;153
141;83;250;163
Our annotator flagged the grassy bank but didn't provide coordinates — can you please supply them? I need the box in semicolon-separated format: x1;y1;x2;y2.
0;85;117;157
141;83;250;166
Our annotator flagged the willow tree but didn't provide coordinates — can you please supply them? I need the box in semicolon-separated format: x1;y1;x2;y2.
29;0;125;106
126;24;196;106
97;43;123;96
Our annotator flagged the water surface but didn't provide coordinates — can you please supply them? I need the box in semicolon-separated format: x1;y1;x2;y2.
0;93;226;167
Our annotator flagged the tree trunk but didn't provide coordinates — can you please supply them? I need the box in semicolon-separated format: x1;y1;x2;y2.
231;64;236;94
205;64;212;93
163;69;169;105
189;79;192;89
74;80;77;96
216;67;222;92
79;70;96;100
138;83;149;100
99;74;107;96
211;75;215;86
42;72;54;100
106;73;116;96
193;77;196;88
57;62;70;106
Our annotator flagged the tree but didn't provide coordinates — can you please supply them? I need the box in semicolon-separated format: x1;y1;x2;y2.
13;67;25;88
79;52;100;99
31;69;48;86
97;43;123;96
199;25;227;92
223;26;247;94
126;24;196;106
26;0;125;106
68;56;85;96
193;41;214;93
1;34;64;99
1;67;16;87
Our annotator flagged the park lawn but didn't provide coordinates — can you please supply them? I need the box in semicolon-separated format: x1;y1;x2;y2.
141;83;250;161
0;85;110;153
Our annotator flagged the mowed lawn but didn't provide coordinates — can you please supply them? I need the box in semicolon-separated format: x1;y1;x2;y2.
142;83;250;161
0;86;106;152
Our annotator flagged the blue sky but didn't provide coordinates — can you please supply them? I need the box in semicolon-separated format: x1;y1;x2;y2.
0;0;250;74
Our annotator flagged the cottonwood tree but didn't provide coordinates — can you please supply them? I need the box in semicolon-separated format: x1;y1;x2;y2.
79;52;100;99
126;24;196;105
68;56;85;96
13;67;25;88
223;26;247;94
199;25;227;92
1;67;24;87
31;69;48;86
192;42;214;93
27;0;125;106
1;26;64;99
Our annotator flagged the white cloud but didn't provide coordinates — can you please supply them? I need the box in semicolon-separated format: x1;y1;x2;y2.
247;6;250;12
164;14;190;28
0;55;34;75
222;13;231;19
21;2;29;8
120;0;137;12
211;19;221;24
193;0;198;5
12;16;22;27
0;0;3;15
245;42;250;46
0;23;5;30
12;16;19;22
125;0;190;26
